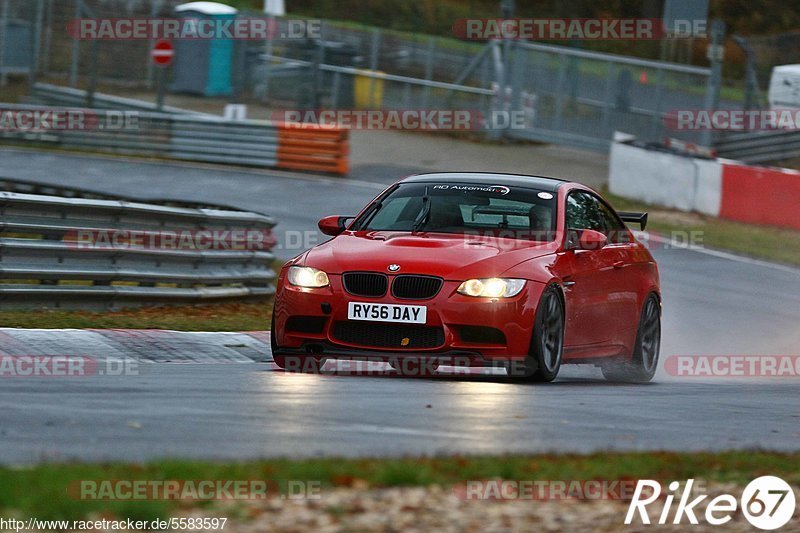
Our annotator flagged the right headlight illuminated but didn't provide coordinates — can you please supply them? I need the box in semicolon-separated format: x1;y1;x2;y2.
287;266;330;288
457;278;526;298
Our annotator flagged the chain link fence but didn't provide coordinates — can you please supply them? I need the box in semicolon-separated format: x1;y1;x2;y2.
2;0;722;151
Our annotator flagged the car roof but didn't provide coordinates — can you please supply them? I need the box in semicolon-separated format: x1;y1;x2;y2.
400;172;568;192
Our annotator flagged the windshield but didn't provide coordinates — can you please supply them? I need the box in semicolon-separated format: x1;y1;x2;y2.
353;182;557;241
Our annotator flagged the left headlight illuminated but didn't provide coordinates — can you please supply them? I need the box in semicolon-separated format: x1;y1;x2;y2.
287;266;330;288
457;278;526;298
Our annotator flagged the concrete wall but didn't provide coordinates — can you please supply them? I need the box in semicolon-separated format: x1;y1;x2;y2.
609;142;721;216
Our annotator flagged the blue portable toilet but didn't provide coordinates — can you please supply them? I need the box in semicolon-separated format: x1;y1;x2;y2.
172;2;238;97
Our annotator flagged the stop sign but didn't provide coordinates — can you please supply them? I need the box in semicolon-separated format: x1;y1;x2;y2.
151;39;174;67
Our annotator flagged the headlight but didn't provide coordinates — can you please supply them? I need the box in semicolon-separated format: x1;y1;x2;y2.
457;278;525;298
287;266;330;288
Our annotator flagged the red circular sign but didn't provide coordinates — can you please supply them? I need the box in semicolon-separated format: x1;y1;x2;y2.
151;39;174;67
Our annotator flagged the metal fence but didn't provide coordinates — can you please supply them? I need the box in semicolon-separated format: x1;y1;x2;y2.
0;187;277;310
504;40;713;150
1;0;734;153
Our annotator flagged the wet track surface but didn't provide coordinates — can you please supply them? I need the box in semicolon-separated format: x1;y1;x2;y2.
2;365;799;464
1;150;799;464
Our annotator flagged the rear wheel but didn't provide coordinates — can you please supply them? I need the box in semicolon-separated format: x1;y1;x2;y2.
601;293;661;383
508;285;564;382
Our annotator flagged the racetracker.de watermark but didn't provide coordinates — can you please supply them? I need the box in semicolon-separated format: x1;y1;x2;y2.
0;108;138;132
267;229;705;254
0;356;138;377
664;355;800;378
65;229;276;252
67;18;320;40
273;110;528;131
452;18;708;40
665;108;800;131
69;480;321;500
454;479;662;500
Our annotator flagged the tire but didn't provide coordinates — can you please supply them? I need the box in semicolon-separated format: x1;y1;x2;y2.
601;293;661;383
508;285;564;382
270;311;281;366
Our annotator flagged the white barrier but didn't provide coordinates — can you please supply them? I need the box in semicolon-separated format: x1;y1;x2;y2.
609;139;722;217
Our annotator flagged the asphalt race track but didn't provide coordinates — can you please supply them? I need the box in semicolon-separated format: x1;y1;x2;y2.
1;150;799;464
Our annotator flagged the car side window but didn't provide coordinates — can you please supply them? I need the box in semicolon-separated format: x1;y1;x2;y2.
565;192;604;232
593;196;631;243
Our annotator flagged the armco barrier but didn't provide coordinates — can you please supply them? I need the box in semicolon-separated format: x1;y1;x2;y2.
609;135;800;231
29;83;210;116
0;103;349;175
0;190;278;310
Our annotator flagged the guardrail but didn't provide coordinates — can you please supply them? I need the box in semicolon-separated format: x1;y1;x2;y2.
0;103;350;175
0;190;278;310
714;129;800;164
30;83;208;116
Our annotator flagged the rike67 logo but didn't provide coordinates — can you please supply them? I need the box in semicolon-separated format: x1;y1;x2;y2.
626;476;796;530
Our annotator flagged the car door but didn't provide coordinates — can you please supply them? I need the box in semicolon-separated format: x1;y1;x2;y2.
560;191;622;353
592;194;642;350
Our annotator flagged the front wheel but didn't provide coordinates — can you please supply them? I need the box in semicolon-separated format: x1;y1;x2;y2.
601;293;661;383
507;285;564;382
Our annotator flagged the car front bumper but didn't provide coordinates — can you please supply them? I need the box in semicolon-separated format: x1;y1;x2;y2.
273;274;544;365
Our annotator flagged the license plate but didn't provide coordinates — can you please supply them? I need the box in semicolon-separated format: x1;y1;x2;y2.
347;302;427;324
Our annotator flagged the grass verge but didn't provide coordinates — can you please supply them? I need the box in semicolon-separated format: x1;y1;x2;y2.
0;301;273;331
1;452;797;522
603;189;800;267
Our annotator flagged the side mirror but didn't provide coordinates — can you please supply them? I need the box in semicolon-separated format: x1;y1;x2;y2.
318;215;349;236
576;229;608;251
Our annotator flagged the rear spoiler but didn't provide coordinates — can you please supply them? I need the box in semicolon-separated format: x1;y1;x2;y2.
618;211;648;230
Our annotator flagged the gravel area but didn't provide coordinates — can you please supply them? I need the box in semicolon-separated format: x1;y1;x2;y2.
191;483;799;533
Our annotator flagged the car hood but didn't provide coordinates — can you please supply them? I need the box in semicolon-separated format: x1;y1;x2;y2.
304;231;558;280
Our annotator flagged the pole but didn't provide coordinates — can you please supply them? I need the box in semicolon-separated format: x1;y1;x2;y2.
87;39;97;107
42;0;53;73
69;0;81;87
28;0;45;91
156;67;165;111
262;14;274;102
146;0;161;89
0;0;8;86
701;19;725;147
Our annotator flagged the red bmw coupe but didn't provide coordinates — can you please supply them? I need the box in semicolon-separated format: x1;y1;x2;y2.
271;173;661;382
